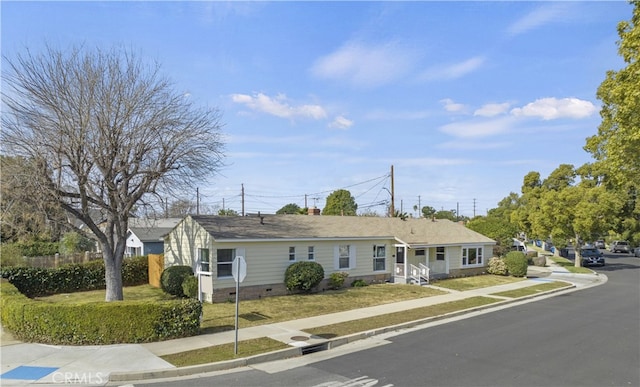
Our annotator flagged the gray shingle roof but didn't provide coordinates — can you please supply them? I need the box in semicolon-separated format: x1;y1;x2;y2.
189;215;495;246
129;218;182;242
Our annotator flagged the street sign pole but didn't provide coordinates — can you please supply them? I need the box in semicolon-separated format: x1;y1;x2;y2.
234;266;239;355
232;256;246;355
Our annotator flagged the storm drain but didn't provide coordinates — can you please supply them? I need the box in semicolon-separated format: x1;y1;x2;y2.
301;342;329;355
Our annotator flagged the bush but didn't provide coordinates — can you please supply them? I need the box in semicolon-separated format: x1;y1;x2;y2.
328;272;348;290
122;256;149;286
0;279;201;345
284;261;324;293
0;257;148;298
504;251;528;277
181;275;198;298
160;266;193;297
351;279;368;287
487;257;508;275
0;244;26;267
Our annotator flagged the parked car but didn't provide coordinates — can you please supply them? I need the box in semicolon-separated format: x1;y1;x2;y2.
634;247;640;257
580;247;605;266
595;240;606;249
610;240;631;254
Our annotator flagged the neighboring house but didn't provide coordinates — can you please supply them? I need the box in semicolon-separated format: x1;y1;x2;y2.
126;218;182;257
164;214;496;302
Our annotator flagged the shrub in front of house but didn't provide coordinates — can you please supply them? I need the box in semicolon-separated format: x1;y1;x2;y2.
487;257;508;276
160;265;193;297
504;251;528;277
0;279;201;345
181;275;198;298
351;279;368;287
0;256;149;298
328;272;349;290
284;261;324;293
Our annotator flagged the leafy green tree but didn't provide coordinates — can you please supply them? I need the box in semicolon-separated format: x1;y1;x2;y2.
434;210;457;221
323;189;357;216
421;206;437;218
586;0;640;188
276;203;304;215
467;216;518;257
218;208;239;216
529;176;623;267
59;231;96;256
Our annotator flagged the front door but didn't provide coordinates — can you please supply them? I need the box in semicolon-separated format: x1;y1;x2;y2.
429;246;447;275
394;246;406;279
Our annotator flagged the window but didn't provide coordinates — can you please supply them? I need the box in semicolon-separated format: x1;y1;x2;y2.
308;246;315;260
289;246;296;261
462;247;483;267
198;248;210;272
436;247;445;261
339;245;350;269
415;249;425;256
217;248;235;277
373;245;386;271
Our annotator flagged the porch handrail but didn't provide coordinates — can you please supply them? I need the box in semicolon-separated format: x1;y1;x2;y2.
410;263;430;285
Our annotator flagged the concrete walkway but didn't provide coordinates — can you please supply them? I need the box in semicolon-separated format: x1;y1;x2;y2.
0;264;606;386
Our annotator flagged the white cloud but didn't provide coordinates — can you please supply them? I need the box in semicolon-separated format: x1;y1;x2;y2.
310;41;417;88
231;92;327;120
507;3;572;36
419;56;485;81
474;102;511;117
439;116;516;138
510;97;596;120
440;98;467;113
329;115;354;130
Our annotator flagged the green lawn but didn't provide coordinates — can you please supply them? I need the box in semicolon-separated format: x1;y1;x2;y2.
431;274;524;291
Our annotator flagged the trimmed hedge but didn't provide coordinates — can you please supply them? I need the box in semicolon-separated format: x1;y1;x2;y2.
0;279;202;345
0;256;148;298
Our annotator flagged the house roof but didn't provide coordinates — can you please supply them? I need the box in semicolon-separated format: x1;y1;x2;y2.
129;218;183;242
188;215;495;247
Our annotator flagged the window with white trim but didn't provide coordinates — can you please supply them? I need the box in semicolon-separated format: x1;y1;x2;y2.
339;245;350;269
217;248;235;278
373;245;386;271
289;246;296;261
462;247;483;266
436;246;445;261
198;248;210;272
308;246;315;260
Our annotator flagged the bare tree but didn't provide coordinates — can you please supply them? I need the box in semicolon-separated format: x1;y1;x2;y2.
1;45;224;301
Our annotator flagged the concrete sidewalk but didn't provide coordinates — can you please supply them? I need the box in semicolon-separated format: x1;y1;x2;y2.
0;265;606;386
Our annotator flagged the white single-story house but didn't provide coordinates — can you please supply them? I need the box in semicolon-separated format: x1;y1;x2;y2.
126;218;182;257
163;214;496;302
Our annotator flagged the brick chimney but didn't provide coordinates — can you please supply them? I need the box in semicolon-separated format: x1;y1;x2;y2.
308;207;321;215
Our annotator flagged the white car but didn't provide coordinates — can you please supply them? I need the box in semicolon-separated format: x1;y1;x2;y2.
610;240;631;254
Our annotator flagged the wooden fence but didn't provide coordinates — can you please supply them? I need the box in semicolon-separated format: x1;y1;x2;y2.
148;254;164;288
23;252;103;269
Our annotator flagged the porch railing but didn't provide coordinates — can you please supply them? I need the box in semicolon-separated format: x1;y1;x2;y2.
409;263;430;285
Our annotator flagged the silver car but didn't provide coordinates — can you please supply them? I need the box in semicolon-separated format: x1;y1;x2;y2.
610;240;631;254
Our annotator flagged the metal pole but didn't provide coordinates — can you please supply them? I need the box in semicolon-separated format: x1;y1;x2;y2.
234;263;240;355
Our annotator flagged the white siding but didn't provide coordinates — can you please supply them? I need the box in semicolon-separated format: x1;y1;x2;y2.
210;238;393;291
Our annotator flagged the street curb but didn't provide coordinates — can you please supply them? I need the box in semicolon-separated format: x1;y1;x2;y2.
108;282;577;383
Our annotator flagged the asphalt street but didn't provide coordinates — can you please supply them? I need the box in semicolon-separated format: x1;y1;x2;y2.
128;252;639;387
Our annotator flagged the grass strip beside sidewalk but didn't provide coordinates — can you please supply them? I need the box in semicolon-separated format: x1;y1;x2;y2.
490;281;573;298
160;296;499;367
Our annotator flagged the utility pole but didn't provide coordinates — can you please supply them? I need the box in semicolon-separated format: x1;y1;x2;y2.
304;194;308;209
241;184;245;216
456;202;459;221
418;195;421;217
473;198;477;218
196;187;200;215
390;165;395;217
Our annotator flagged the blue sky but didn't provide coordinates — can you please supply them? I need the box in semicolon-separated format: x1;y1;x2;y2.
2;1;632;217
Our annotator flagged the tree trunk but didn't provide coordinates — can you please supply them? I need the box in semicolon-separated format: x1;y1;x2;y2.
574;233;583;268
104;250;124;301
